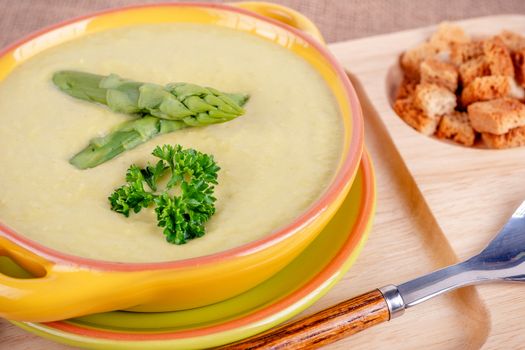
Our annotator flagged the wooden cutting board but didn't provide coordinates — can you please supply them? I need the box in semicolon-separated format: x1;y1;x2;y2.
325;15;525;349
3;15;525;349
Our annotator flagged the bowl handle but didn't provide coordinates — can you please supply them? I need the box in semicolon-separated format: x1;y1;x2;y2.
0;234;144;322
232;1;326;44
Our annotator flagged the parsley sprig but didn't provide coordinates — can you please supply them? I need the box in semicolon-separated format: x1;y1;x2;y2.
108;144;220;244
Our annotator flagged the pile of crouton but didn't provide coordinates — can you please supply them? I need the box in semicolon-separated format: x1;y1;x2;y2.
394;23;525;148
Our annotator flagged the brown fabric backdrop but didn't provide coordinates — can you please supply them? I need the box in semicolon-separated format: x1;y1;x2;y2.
1;0;524;48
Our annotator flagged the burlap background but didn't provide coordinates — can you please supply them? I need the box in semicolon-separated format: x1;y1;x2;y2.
1;0;525;48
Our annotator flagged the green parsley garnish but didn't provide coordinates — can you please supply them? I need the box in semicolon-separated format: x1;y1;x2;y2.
108;144;220;244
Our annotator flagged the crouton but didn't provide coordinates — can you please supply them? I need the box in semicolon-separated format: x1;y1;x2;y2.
450;41;484;66
401;42;439;80
394;98;441;135
483;37;514;77
414;83;456;117
400;22;469;80
396;78;418;100
482;126;525;149
513;48;525;87
420;58;458;91
429;22;470;52
458;56;489;86
435;111;476;146
461;76;510;106
497;30;525;52
467;97;525;134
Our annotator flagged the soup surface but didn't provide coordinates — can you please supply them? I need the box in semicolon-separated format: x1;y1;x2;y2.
0;23;342;262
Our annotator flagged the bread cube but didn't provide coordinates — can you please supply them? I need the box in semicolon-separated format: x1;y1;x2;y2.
497;30;525;52
450;41;483;66
396;78;418;100
483;37;514;77
482;126;525;149
401;42;438;80
414;83;456;117
420;58;458;91
429;22;470;52
393;98;441;135
401;23;469;80
458;56;489;86
461;76;510;106
467;97;525;134
436;111;476;146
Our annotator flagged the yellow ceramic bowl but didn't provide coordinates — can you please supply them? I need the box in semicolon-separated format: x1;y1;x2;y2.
0;2;364;322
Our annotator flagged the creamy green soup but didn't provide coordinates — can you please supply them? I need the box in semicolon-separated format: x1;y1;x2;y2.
0;24;342;262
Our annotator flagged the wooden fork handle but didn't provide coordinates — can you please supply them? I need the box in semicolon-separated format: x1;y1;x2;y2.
220;289;391;349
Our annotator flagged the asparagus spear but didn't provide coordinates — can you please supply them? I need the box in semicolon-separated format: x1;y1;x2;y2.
52;71;249;121
69;117;188;169
53;71;249;169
